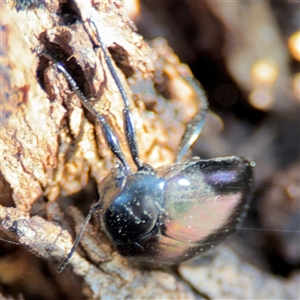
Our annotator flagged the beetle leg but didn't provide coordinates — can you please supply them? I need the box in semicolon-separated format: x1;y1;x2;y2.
175;76;208;162
58;202;100;273
89;18;143;171
0;237;19;245
41;53;131;173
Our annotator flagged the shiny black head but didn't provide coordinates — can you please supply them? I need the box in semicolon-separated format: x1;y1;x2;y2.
99;170;165;244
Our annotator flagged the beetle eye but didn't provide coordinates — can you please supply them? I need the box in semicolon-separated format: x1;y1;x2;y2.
102;173;164;244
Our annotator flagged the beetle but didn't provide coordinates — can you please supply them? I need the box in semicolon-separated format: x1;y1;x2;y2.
44;19;254;272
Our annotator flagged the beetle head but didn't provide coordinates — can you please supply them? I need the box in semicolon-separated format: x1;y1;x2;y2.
98;169;165;244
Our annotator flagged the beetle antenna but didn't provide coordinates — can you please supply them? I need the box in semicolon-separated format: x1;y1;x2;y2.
41;53;131;172
89;18;143;170
58;203;100;273
175;77;208;162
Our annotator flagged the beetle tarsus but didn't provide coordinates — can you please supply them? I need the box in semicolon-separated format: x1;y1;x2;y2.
175;76;209;162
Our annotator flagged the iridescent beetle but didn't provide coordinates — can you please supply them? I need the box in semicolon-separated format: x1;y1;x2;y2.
45;20;254;272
